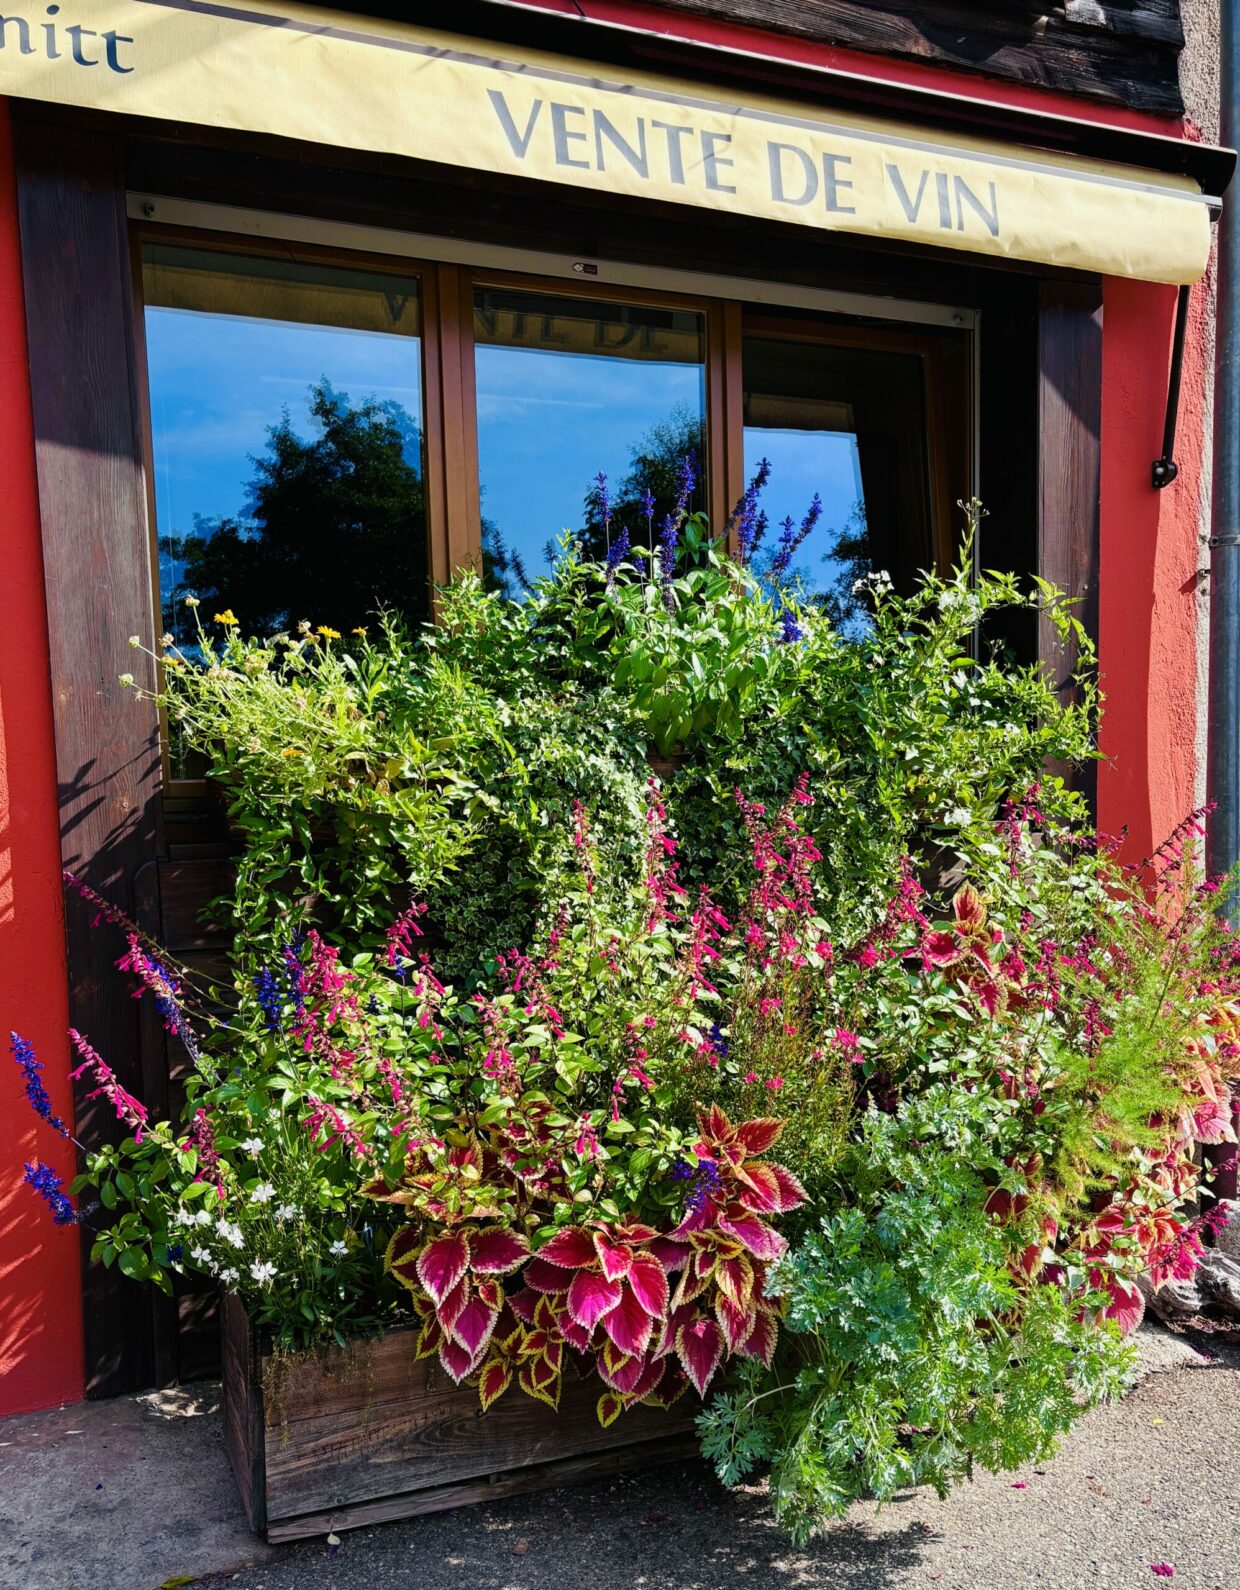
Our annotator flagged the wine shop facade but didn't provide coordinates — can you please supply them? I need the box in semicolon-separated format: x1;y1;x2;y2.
0;0;1231;1410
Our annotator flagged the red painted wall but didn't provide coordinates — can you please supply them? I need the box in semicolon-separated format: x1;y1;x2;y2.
1098;277;1209;859
0;96;85;1417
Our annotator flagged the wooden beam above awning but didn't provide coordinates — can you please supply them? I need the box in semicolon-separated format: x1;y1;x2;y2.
0;0;1220;283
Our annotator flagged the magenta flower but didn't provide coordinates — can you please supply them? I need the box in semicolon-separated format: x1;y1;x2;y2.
68;1030;149;1143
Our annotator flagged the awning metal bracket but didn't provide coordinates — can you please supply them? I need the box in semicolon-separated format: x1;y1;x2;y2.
1152;282;1192;489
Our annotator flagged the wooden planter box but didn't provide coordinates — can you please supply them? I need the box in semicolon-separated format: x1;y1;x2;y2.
222;1293;700;1541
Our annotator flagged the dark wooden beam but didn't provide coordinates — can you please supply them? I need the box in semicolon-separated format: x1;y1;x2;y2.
560;0;1187;116
13;116;166;1397
1037;278;1103;803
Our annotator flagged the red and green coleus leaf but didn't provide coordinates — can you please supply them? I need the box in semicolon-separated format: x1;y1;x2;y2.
478;1358;513;1413
713;1252;755;1313
715;1293;757;1355
597;1339;650;1395
567;1270;623;1331
737;1308;778;1368
470;1226;531;1274
517;1354;561;1410
676;1315;724;1398
626;1253;670;1317
597;1391;626;1428
602;1285;655;1357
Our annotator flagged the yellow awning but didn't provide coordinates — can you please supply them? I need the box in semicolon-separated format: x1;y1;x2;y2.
0;0;1214;284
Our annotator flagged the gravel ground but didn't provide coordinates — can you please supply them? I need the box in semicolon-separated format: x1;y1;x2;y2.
209;1331;1240;1590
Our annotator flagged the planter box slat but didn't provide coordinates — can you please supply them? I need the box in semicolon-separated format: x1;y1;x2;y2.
222;1293;699;1539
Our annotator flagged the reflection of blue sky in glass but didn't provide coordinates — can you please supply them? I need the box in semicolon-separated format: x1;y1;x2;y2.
475;345;705;579
743;428;864;594
145;308;423;608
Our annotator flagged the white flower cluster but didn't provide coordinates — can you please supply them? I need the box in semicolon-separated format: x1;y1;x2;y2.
851;569;893;596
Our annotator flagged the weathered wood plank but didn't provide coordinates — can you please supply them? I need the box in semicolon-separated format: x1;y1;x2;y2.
1037;278;1103;804
13;112;165;1398
256;1321;698;1520
265;1433;703;1542
639;0;1185;114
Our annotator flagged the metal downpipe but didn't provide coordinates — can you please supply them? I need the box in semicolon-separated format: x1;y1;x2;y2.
1207;2;1240;1200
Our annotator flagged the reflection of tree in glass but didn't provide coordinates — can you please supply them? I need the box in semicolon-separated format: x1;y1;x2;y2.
477;404;704;598
480;515;531;602
159;380;428;637
817;498;874;638
580;404;704;563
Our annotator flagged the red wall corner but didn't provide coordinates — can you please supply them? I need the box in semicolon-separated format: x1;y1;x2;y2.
1098;274;1209;861
0;96;85;1417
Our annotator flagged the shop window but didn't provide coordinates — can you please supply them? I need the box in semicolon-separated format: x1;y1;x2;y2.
141;244;430;649
741;318;963;633
472;286;707;594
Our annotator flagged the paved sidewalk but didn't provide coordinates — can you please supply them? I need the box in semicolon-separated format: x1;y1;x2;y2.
1;1327;1237;1590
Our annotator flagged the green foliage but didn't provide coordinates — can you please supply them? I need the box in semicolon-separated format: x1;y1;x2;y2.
700;1111;1134;1542
85;488;1236;1539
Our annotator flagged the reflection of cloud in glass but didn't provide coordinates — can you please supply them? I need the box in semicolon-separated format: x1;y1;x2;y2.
476;344;705;581
145;310;423;535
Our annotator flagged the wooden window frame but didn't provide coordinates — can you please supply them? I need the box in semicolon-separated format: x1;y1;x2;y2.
130;224;456;795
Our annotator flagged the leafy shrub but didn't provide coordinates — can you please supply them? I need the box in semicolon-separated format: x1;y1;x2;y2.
14;474;1236;1540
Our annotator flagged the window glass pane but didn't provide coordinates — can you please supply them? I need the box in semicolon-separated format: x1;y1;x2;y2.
742;330;933;634
473;287;706;594
142;245;428;649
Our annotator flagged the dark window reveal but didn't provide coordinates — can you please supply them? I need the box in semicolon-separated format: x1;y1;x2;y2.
742;318;963;633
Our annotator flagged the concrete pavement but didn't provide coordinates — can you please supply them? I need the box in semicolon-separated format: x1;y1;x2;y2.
1;1326;1236;1590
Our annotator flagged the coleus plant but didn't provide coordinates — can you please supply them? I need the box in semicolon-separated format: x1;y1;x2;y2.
380;1106;806;1426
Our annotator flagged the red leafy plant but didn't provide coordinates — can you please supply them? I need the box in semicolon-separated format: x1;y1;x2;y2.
378;1107;805;1425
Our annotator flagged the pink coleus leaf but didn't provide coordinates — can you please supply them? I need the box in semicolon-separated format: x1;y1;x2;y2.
416;1231;470;1306
469;1226;531;1275
597;1341;649;1395
735;1162;783;1214
593;1230;634;1282
436;1274;471;1336
627;1253;670;1318
715;1292;755;1355
1102;1276;1145;1336
768;1163;807;1213
560;1316;593;1352
507;1288;539;1324
438;1334;481;1384
648;1236;691;1274
626;1354;667;1403
451;1296;499;1358
523;1257;573;1294
538;1227;598;1269
731;1117;784;1156
566;1269;623;1331
616;1220;658;1245
737;1308;778;1368
718;1210;787;1262
676;1316;724;1398
603;1285;655;1357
